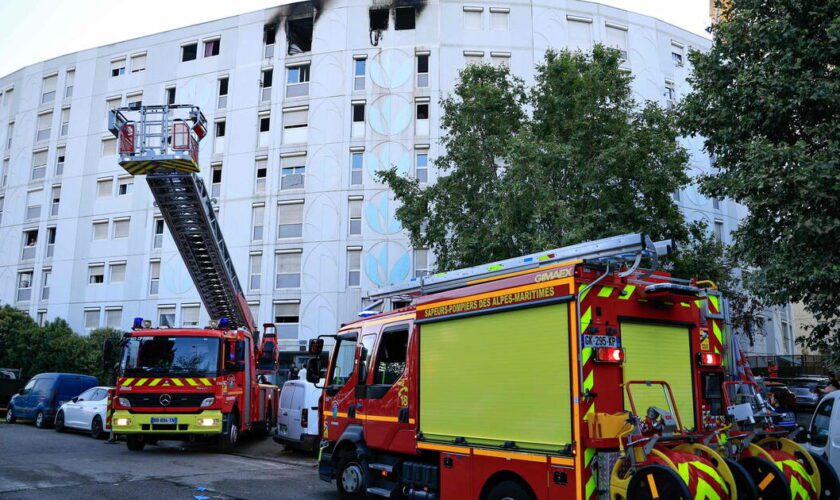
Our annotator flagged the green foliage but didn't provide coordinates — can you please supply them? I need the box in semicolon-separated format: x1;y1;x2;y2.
379;46;690;271
680;0;840;360
0;306;124;383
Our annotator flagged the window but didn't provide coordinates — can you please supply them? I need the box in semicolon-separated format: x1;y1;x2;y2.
283;107;308;144
1;158;7;187
92;220;109;240
464;7;483;30
83;309;100;329
414;248;430;278
41;269;50;300
712;197;720;210
258;112;271;148
218;77;229;108
126;93;142;108
275;251;302;288
673;189;681;202
286;17;313;55
153;218;164;249
213;121;226;155
350;151;363;185
672;50;684;67
149;260;160;295
351;101;365;138
347;248;361;287
274;302;300;339
606;23;629;62
714;219;724;241
109;262;126;283
88;264;105;284
158;306;176;328
26;189;42;220
181;305;200;327
17;271;33;301
348;197;363;235
31;150;47;180
64;70;74;99
106;96;121;123
370;7;388;30
102;138;117;156
55;146;65;175
415;149;428;183
416;54;429;88
106;308;122;328
249;253;262;290
118;176;133;195
50;185;60;216
113;218;130;239
252;204;265;241
490;7;510;30
36;112;52;142
111;59;126;77
278;201;304;238
211;164;222;197
6;121;12;150
281;164;305;190
395;6;416;30
255;158;267;194
264;24;277;58
567;17;593;52
131;53;146;73
261;68;273;102
808;398;834;448
22;229;38;259
59;107;70;137
181;42;197;62
249;302;260;326
165;86;176;106
204;38;220;57
41;74;58;104
491;52;511;67
416;100;430;136
97;177;113;198
328;333;357;387
353;57;366;91
665;83;676;108
46;227;56;257
36;310;47;327
464;51;484;66
0;196;4;225
372;328;409;386
286;64;310;98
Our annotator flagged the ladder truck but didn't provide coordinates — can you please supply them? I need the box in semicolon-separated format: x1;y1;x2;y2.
305;234;830;499
103;104;278;452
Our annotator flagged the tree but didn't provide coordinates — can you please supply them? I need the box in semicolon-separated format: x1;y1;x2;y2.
680;0;840;362
380;46;690;270
86;328;125;384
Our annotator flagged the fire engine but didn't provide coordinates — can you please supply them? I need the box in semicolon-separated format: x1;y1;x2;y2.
306;234;832;499
103;104;278;452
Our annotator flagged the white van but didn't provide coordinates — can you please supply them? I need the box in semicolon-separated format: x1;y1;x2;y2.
804;390;840;492
274;373;321;453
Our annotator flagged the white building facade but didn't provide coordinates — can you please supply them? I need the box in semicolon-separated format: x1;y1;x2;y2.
0;0;791;361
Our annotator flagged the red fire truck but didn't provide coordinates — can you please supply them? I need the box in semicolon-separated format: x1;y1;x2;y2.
104;105;278;452
307;234;828;499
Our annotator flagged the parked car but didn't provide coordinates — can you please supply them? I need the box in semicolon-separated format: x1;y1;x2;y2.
790;385;821;410
55;386;113;439
5;373;98;428
803;391;840;492
273;373;322;453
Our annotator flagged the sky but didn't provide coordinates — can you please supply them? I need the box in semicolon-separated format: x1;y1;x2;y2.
0;0;711;78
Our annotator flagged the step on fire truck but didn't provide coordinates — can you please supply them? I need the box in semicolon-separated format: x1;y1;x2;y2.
103;105;279;452
305;234;831;499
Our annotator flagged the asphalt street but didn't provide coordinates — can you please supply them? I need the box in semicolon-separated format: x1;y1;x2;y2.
0;421;336;499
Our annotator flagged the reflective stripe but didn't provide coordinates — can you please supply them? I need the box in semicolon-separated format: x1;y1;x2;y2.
148;378;161;387
619;284;636;300
789;475;810;500
200;378;212;386
708;295;719;312
597;286;614;298
646;474;660;499
135;378;148;387
758;472;775;490
586;475;598;499
584;447;596;468
186;378;199;387
694;477;722;500
171;378;184;386
121;378;134;386
780;459;816;495
581;307;592;331
691;460;729;493
583;371;594;392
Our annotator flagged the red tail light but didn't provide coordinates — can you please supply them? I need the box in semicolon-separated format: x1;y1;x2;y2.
595;347;624;363
697;352;722;367
301;408;309;428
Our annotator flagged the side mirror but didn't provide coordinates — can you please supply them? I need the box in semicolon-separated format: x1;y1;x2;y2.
306;358;321;384
71;396;79;403
308;338;324;355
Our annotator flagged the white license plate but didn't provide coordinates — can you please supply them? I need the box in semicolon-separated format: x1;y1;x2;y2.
582;335;619;348
151;417;177;425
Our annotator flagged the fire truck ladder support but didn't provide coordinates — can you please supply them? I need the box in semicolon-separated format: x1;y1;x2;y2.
366;233;673;303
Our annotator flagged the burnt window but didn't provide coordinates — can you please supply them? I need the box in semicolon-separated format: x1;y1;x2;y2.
352;103;365;123
395;6;416;30
287;18;313;55
369;8;389;31
416;103;429;120
260;115;271;132
264;24;277;45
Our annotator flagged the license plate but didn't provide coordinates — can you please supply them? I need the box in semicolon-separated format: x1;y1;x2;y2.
151;417;177;425
582;335;619;348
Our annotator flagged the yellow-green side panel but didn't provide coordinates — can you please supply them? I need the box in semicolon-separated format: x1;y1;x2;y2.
419;304;571;451
621;323;694;422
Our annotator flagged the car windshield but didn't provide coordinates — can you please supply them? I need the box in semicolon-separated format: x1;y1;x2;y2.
121;336;220;377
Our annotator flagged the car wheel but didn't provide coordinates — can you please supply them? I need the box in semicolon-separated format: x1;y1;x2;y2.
90;415;105;439
35;410;47;429
126;435;146;451
335;449;369;500
4;407;15;424
55;411;67;432
217;412;239;453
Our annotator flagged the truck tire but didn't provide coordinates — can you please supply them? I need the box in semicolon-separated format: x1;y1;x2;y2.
126;435;146;451
217;412;239;453
336;449;369;500
55;411;67;432
485;480;535;500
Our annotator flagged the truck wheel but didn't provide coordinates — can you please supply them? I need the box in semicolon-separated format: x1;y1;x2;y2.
217;412;239;453
336;449;369;500
55;411;66;432
626;464;691;500
126;435;146;452
90;416;105;439
4;407;15;423
486;480;535;500
35;410;47;429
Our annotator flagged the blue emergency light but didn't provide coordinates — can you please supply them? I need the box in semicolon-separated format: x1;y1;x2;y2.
218;317;231;329
133;317;144;329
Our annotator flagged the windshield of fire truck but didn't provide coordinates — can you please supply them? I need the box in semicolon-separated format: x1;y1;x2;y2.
120;336;220;377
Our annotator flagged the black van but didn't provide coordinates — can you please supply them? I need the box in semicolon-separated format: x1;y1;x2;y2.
6;373;98;428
